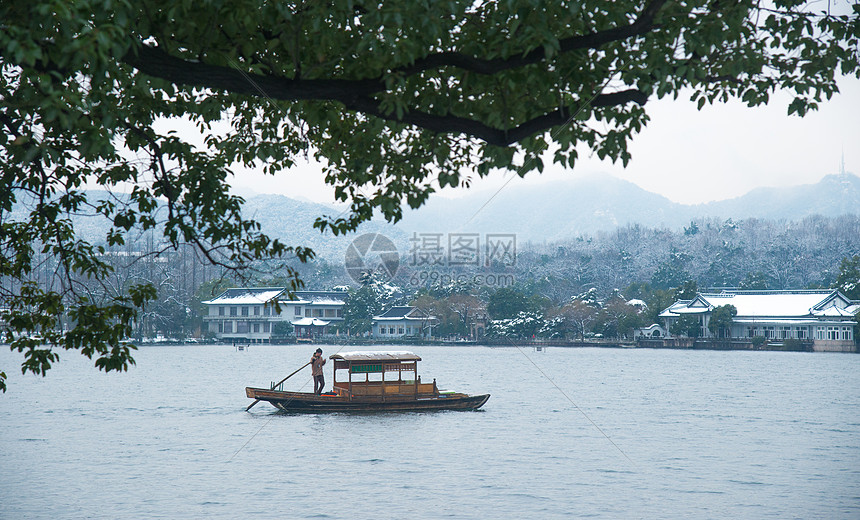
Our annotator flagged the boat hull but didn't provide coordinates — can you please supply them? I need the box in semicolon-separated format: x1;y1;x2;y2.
246;387;490;412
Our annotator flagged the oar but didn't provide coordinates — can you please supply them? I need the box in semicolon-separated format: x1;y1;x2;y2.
246;361;311;411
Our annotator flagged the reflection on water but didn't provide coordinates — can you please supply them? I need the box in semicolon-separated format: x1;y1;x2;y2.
1;345;859;519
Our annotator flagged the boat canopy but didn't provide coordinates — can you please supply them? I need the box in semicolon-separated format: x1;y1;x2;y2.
330;351;421;362
330;351;421;378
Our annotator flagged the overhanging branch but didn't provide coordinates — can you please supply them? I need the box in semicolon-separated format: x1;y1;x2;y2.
344;89;647;147
118;1;665;145
123;45;384;101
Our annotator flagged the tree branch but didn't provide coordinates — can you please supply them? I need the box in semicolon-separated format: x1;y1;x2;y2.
396;0;668;77
122;45;384;101
123;44;648;145
344;89;646;147
118;1;664;145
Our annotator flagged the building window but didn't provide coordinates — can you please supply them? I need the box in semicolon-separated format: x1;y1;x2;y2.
337;309;343;317
254;306;260;316
219;307;225;316
389;327;396;334
325;309;336;317
230;306;237;316
398;327;404;335
224;322;233;333
217;323;223;333
314;309;323;317
264;306;271;316
242;307;249;317
263;322;270;333
295;307;302;316
253;323;260;333
305;309;311;317
379;326;385;335
237;321;249;333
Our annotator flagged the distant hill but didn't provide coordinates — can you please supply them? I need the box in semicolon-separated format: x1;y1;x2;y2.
396;172;685;241
242;171;860;255
11;172;859;260
396;172;860;242
240;194;412;259
695;173;860;221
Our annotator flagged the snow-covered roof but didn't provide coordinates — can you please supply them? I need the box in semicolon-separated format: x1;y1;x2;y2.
673;306;710;315
732;318;821;325
658;300;693;318
813;306;857;317
704;291;842;317
661;290;858;320
291;318;330;326
280;291;347;305
203;287;285;305
202;288;346;306
635;324;665;332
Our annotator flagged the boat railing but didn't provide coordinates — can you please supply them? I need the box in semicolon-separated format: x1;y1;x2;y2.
333;380;439;397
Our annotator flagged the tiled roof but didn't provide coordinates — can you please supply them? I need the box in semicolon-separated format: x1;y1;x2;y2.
376;306;418;318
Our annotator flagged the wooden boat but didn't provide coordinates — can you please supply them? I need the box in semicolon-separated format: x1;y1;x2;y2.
245;351;490;412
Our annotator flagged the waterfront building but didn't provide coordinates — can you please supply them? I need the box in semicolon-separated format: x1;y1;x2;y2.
203;288;346;343
371;306;436;339
659;290;858;352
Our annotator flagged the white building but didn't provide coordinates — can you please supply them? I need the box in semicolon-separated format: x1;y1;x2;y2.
372;306;436;339
203;288;346;343
659;290;858;352
634;323;666;339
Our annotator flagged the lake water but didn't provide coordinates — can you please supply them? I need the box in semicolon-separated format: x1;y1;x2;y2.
1;345;858;519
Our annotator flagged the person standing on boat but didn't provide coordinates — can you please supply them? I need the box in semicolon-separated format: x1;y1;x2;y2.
311;348;326;394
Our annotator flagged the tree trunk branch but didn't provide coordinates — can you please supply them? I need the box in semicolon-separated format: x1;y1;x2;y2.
119;0;665;145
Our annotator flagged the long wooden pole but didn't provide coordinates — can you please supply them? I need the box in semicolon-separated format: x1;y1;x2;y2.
246;361;311;411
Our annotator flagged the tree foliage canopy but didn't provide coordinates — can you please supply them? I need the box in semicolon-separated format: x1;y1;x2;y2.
487;287;532;319
670;313;702;338
832;255;860;300
2;0;858;390
708;304;737;338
